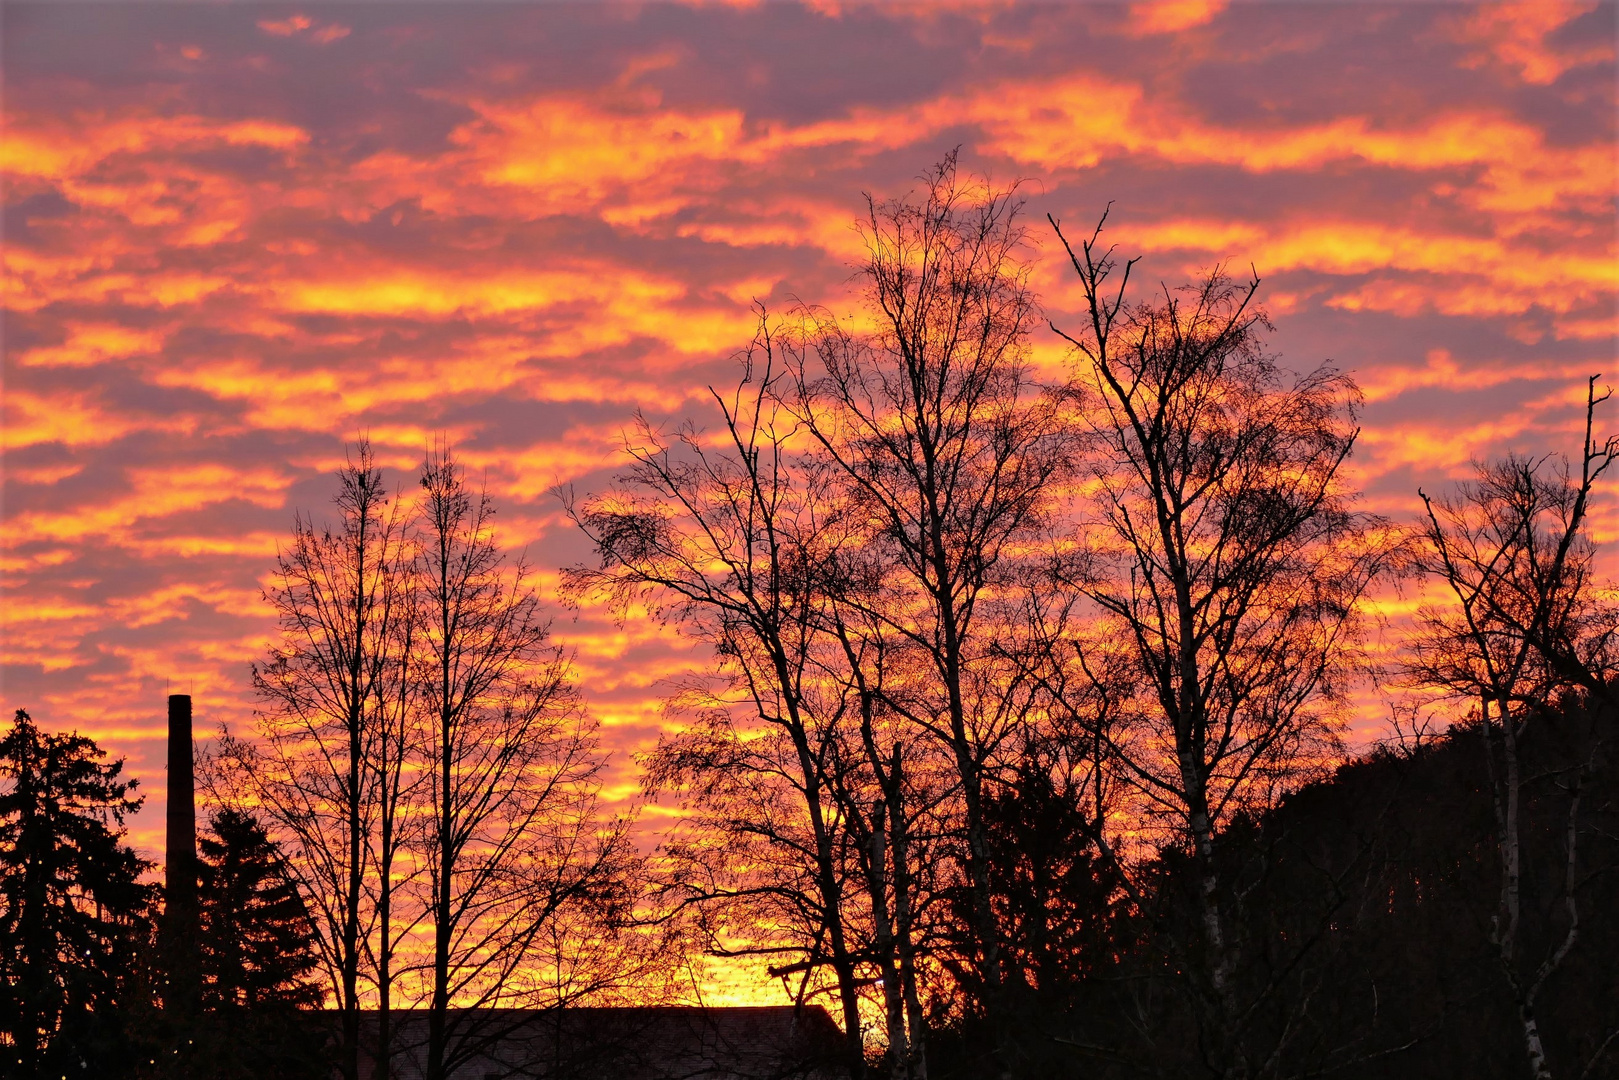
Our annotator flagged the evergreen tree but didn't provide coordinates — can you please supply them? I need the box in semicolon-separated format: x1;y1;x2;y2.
0;708;157;1079
160;807;329;1080
197;808;323;1010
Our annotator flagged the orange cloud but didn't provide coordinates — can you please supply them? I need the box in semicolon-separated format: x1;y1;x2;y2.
19;323;168;368
1;113;307;179
1105;217;1615;319
973;76;1613;217
1355;349;1563;404
3;389;182;452
4;463;290;546
1448;1;1612;85
1128;0;1228;35
256;14;350;42
257;14;314;36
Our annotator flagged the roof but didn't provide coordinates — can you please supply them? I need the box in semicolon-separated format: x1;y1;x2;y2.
349;1005;848;1080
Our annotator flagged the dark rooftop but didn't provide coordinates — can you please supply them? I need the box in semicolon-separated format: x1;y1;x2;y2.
348;1005;847;1080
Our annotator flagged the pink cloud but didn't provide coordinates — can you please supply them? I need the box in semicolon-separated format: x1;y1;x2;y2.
257;13;351;44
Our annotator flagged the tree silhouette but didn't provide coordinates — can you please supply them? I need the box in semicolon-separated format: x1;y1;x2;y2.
565;327;876;1078
416;445;634;1080
788;152;1070;1079
1406;380;1619;1080
219;441;414;1080
0;709;155;1079
197;807;323;1010
142;807;330;1080
1046;210;1392;1078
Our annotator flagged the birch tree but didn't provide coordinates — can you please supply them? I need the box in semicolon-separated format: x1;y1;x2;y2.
788;154;1071;1079
1406;379;1618;1080
1049;212;1388;1078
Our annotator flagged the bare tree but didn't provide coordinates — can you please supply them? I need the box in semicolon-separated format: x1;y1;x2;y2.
787;153;1070;1077
1048;212;1389;1077
563;329;873;1078
821;595;942;1080
1406;378;1618;1080
413;445;629;1080
221;442;412;1080
367;538;421;1078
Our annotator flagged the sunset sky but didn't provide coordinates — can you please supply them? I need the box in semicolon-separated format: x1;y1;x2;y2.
4;0;1616;903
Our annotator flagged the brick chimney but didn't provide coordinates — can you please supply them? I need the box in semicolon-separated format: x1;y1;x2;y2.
163;693;200;1011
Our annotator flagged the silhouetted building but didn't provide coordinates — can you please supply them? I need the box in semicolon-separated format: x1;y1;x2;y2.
352;1005;846;1080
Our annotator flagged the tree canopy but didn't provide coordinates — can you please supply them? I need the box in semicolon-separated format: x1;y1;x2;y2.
0;709;155;1079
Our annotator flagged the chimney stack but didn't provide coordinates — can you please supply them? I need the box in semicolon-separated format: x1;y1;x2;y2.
163;693;200;1011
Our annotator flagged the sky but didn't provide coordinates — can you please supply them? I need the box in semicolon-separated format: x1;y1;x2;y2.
3;0;1616;897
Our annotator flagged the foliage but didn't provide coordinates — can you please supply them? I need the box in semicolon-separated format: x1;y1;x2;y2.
957;699;1617;1080
197;807;324;1010
0;709;157;1080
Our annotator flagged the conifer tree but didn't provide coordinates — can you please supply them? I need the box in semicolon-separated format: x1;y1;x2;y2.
159;807;330;1080
0;708;156;1079
197;807;323;1010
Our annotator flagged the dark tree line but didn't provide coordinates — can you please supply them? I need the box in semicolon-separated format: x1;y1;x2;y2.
960;691;1617;1080
0;709;325;1079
